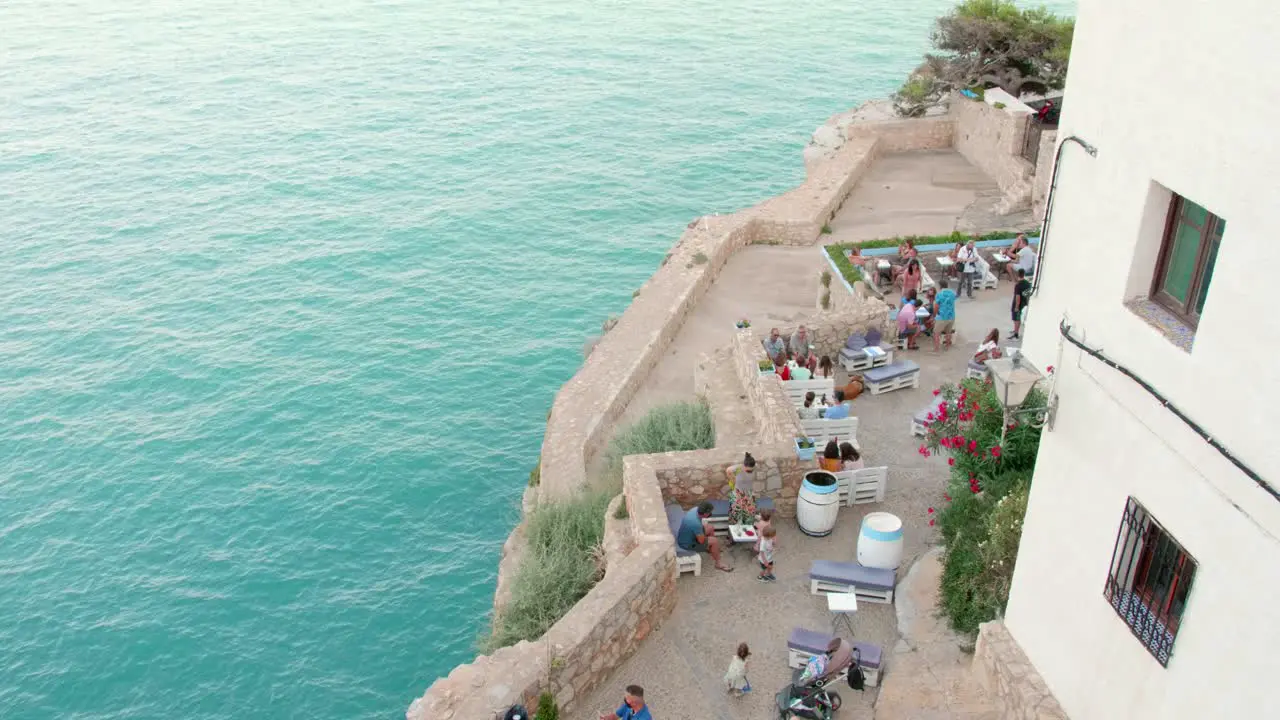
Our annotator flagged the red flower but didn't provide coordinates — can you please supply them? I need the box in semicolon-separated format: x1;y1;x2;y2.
933;389;941;396
1047;365;1055;374
927;507;934;514
968;439;978;451
926;412;935;421
943;493;952;501
929;518;936;526
948;457;955;466
990;447;1002;458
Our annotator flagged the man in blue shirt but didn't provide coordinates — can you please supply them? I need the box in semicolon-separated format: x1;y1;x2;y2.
599;684;653;720
676;501;731;572
933;278;957;352
823;390;850;419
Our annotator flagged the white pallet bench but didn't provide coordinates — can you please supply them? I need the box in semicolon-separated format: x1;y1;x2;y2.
787;627;883;687
839;345;893;373
781;378;835;408
800;416;859;450
834;466;888;506
809;560;895;604
665;505;702;576
863;360;920;395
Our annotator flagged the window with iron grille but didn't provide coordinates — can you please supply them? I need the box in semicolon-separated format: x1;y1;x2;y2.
1104;498;1197;666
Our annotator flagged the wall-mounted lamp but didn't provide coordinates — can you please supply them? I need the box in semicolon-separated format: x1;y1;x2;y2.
987;350;1058;446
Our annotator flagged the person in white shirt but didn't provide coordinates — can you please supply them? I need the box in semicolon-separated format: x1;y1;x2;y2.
1005;241;1037;281
956;239;979;299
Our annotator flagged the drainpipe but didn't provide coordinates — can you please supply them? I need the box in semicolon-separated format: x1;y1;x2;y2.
1034;135;1097;297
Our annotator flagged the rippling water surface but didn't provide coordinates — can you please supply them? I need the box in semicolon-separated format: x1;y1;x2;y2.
0;1;1071;717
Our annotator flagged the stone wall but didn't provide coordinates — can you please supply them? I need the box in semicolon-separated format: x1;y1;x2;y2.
951;92;1037;215
648;442;812;517
1031;129;1057;225
972;620;1068;719
730;331;804;445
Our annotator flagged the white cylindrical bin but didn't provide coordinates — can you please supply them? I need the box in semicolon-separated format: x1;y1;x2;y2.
857;512;904;569
797;471;840;537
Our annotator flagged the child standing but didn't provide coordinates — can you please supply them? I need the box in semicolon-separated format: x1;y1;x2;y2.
724;643;751;695
757;525;777;582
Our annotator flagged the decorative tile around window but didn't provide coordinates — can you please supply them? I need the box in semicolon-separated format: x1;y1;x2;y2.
1125;298;1194;352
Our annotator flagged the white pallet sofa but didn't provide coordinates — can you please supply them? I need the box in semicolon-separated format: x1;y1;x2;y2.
809;559;895;604
781;378;835;408
800;416;859;449
863;360;921;395
833;466;888;506
787;628;884;687
974;254;999;291
839;345;893;373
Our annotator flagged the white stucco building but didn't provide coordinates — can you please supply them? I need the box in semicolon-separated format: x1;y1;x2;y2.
1004;0;1280;717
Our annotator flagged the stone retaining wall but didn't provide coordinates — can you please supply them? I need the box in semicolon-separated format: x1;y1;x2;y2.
951;92;1037;215
973;620;1068;719
409;114;963;720
649;442;812;517
730;331;804;445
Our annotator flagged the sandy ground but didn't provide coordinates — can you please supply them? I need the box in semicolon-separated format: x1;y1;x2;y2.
576;150;1023;719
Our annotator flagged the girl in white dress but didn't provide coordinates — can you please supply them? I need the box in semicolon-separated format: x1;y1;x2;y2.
724;642;751;695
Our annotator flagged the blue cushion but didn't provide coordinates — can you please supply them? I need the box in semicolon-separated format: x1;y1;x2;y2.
968;360;987;371
665;504;685;535
863;360;920;383
853;642;883;669
809;560;895;590
844;333;867;352
864;328;882;347
708;497;775;517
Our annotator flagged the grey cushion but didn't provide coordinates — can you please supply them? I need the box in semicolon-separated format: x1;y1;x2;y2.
853;641;883;669
844;333;867;352
665;504;685;535
863;360;920;383
864;328;882;347
968;360;987;371
809;560;895;590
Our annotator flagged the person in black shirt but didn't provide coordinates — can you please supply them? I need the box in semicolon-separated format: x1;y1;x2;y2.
1011;269;1031;339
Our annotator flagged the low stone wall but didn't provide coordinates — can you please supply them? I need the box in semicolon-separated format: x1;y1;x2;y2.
648;442;812;517
951;92;1037;215
730;331;804;445
973;620;1068;719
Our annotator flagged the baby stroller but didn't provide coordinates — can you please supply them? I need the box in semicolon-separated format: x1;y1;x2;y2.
774;654;843;719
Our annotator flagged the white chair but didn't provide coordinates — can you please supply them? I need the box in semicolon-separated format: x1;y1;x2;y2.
974;255;999;291
801;416;859;449
834;466;888;506
781;378;835;407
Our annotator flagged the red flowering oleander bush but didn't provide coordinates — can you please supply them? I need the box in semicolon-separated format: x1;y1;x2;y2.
918;376;1046;633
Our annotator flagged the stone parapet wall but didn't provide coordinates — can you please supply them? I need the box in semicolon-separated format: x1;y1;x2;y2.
730;331;803;445
951;93;1037;215
973;620;1068;719
648;443;812;518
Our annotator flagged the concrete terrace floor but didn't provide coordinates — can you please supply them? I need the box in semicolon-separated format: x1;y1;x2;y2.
577;150;1026;719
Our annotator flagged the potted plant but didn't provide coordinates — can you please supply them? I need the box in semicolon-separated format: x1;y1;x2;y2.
758;358;775;375
795;436;816;461
735;318;751;329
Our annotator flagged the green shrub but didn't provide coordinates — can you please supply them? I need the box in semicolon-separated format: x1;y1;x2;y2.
528;455;541;487
603;400;715;490
820;270;832;288
692;252;708;265
485;490;613;651
614;499;629;520
820;223;833;234
993;101;1006;109
922;378;1044;633
820;289;831;310
535;691;559;720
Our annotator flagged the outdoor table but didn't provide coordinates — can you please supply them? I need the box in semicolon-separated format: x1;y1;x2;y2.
827;592;858;638
728;524;758;555
993;252;1012;264
876;260;891;270
937;257;954;269
915;307;931;319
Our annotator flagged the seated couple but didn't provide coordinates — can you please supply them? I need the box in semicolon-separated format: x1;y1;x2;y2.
774;351;831;381
675;453;764;573
764;326;819;374
817;438;863;472
1003;234;1037;282
798;385;858;420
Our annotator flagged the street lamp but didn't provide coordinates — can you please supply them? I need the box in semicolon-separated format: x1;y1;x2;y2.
987;350;1057;447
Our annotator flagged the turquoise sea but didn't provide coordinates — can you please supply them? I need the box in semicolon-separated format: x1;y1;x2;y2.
0;1;1071;718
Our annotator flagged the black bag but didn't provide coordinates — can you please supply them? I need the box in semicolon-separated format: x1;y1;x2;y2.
847;650;865;691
